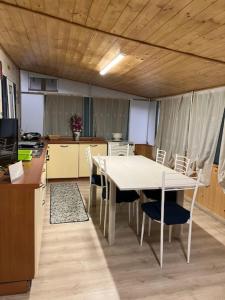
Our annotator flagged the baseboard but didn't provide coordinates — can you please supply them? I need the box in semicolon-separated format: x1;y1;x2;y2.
0;280;31;296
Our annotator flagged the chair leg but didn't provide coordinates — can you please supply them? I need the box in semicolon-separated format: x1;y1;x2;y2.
136;200;139;235
103;201;108;237
88;185;93;213
160;222;164;268
128;203;131;224
140;213;146;246
99;196;103;225
148;218;151;236
180;224;184;236
168;225;172;243
187;220;192;263
133;202;135;216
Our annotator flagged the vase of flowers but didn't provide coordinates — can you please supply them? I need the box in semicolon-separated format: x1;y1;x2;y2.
70;114;83;141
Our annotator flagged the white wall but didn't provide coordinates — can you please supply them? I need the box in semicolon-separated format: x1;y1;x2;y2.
20;70;145;100
21;94;44;135
0;47;20;118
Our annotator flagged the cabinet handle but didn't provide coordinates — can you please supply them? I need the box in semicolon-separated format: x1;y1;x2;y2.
42;199;45;206
90;144;98;147
60;145;69;147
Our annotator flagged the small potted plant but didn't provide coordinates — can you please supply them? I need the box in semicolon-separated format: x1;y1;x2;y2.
70;114;83;141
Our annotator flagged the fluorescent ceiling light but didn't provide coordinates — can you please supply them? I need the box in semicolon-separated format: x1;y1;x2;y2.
100;53;125;76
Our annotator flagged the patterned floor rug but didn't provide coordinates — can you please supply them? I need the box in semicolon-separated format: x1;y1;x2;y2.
50;182;89;224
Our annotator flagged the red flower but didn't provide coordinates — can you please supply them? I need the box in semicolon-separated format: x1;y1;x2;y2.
70;114;83;132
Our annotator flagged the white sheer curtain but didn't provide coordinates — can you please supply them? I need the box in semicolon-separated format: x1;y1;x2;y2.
218;124;225;192
44;95;83;136
187;88;225;185
93;97;129;139
155;93;192;166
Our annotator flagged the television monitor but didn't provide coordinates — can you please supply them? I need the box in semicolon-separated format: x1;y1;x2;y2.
0;118;18;169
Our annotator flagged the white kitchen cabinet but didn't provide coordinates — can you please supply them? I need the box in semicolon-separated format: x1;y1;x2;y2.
47;144;79;178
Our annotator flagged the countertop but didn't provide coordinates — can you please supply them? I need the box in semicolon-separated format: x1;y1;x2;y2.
0;145;47;187
47;137;107;144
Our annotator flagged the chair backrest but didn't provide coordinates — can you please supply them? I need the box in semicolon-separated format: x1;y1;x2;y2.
98;157;108;200
156;148;166;165
108;143;129;156
84;146;93;177
174;154;190;175
161;169;202;224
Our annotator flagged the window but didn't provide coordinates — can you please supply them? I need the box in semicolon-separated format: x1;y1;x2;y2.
128;100;157;144
29;77;58;92
214;108;225;164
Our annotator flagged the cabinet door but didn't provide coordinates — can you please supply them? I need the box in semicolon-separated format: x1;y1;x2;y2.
79;144;107;177
47;144;79;178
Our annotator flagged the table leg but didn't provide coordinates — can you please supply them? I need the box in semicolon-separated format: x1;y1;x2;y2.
108;180;116;245
91;163;97;207
173;190;184;239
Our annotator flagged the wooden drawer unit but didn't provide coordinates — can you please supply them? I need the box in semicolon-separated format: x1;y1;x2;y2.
79;144;107;177
0;147;47;295
47;144;79;178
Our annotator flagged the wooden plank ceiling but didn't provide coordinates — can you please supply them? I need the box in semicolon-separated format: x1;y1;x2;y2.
1;0;225;98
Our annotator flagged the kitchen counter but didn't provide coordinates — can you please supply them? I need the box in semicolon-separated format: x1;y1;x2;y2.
0;145;47;188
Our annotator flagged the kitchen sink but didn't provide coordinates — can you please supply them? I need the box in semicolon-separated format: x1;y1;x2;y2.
32;149;43;158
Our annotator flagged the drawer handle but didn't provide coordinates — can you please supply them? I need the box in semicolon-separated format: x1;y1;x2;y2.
60;145;69;147
90;145;98;147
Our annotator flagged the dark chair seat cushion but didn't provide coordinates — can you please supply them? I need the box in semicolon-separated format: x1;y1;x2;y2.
143;189;177;202
91;174;105;186
116;189;139;203
141;201;190;225
102;186;139;203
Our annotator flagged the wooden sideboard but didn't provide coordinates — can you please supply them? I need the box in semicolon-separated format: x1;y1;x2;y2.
135;144;153;159
0;147;47;295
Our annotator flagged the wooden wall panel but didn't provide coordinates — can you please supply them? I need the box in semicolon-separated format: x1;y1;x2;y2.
185;165;225;219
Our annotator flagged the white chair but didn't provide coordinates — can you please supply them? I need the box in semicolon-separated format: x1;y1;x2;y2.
108;143;129;156
156;148;166;165
140;170;202;268
142;148;167;201
85;146;103;213
98;157;140;237
174;154;190;175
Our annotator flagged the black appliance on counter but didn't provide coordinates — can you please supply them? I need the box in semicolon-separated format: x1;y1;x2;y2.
0;118;18;168
21;132;41;141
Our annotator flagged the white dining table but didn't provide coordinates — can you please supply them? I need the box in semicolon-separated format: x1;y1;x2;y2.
92;155;198;245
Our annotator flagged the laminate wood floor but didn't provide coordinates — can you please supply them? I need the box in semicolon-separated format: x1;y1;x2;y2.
2;179;225;300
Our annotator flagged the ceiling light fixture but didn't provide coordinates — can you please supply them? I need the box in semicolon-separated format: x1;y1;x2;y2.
100;53;125;76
